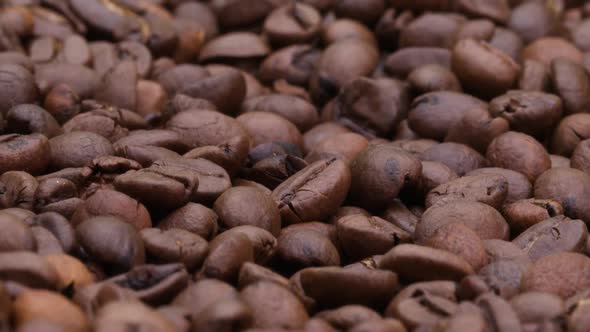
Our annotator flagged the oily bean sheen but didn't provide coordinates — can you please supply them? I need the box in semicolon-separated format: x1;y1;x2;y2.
2;2;590;331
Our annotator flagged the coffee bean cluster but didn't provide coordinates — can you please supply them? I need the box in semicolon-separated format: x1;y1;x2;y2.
1;0;590;331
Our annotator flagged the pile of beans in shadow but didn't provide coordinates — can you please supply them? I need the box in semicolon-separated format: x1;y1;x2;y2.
3;0;590;331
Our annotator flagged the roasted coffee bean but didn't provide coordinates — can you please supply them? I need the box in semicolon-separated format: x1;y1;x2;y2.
159;203;218;240
276;228;340;270
415;201;510;244
349;144;421;210
425;174;508;210
214;186;281;236
272;158;350;224
522;37;583;67
522;252;590;298
198;231;254;283
384;281;458;329
518;60;550;92
534;168;590;223
487;131;551;182
296;265;398;309
420;142;487;176
76;216;145;273
5;104;62;138
444;108;509;154
141;228;208;270
550;57;590;115
467;167;533;204
489;90;563;138
0;171;37;210
512;216;588;261
0;134;50;175
379;244;474;282
502;199;564;234
408;91;487;141
336;214;410;261
425;222;489;271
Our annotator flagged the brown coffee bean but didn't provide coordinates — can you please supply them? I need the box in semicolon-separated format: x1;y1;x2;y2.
336;214;410;261
571;139;590;174
5;104;62;138
242;94;318;132
512;216;588;261
305;132;368;164
426;223;489;271
415;201;509;244
400;13;464;49
444;108;509;154
94;301;176;332
237;111;303;150
303;123;350;154
272;158;350;224
0;251;59;289
425;174;508;210
411;90;489;139
489;90;563;137
199;32;270;63
551;57;590;115
503;199;563;234
380;244;474;282
0;64;38;114
452;39;520;99
322;18;377;45
0;171;37;210
487;131;551;182
49;131;114;169
310;39;378;102
213;186;281;236
316;305;380;330
349;144;421;210
76;216;145;273
35;63;98;98
385;281;457;329
0;134;50;175
518;59;550;92
259;44;320;86
469;168;533;204
408;64;462;94
277;229;340;270
478;258;530;299
141;228;208;270
241;281;309;329
13;289;89;332
385;47;451;78
238;262;289;289
43;83;80;124
0;213;35;252
331;77;410;138
522;252;590;298
421;142;487;176
198;231;254;283
43;254;94;290
71;189;151;231
264;3;320;47
550;154;571;169
380;200;419;234
534;168;590;224
159;203;218;240
475;293;522;332
510;291;564;328
551;113;590;157
297;266;398;308
522;37;583;67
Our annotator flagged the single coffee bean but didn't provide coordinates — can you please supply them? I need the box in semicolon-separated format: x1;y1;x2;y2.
71;189;151;230
322;18;377;45
198;231;254;283
141;228;208;270
241;281;309;329
425;174;508;210
551;113;590;157
258;44;320;87
336;214;411;261
349;144;421;210
415;201;509;244
487;131;551;182
399;13;464;49
452;39;521;99
379;244;474;282
43;254;94;290
425;222;489;271
408;64;462;94
276;228;340;270
518;60;550;92
478;258;531;299
522;252;590;298
0;171;37;210
0;64;38;115
94;301;176;332
272;158;350;224
384;281;458;329
159;203;218;240
522;37;583;67
420;142;487;176
263;3;321;47
510;292;564;328
489;90;563;137
483;240;529;262
13;289;89;332
512;216;588;261
316;305;381;330
550;57;590;115
534;168;590;224
475;293;522;332
213;186;281;236
297;266;398;308
76;216;145;273
445;108;509;154
49;131;114;169
0;251;59;289
467;167;533;204
502;199;563;234
0;134;50;175
5;104;62;138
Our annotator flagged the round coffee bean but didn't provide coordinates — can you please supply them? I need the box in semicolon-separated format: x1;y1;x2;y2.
522;252;590;298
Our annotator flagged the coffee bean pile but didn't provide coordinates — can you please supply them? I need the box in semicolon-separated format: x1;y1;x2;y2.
1;0;590;331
